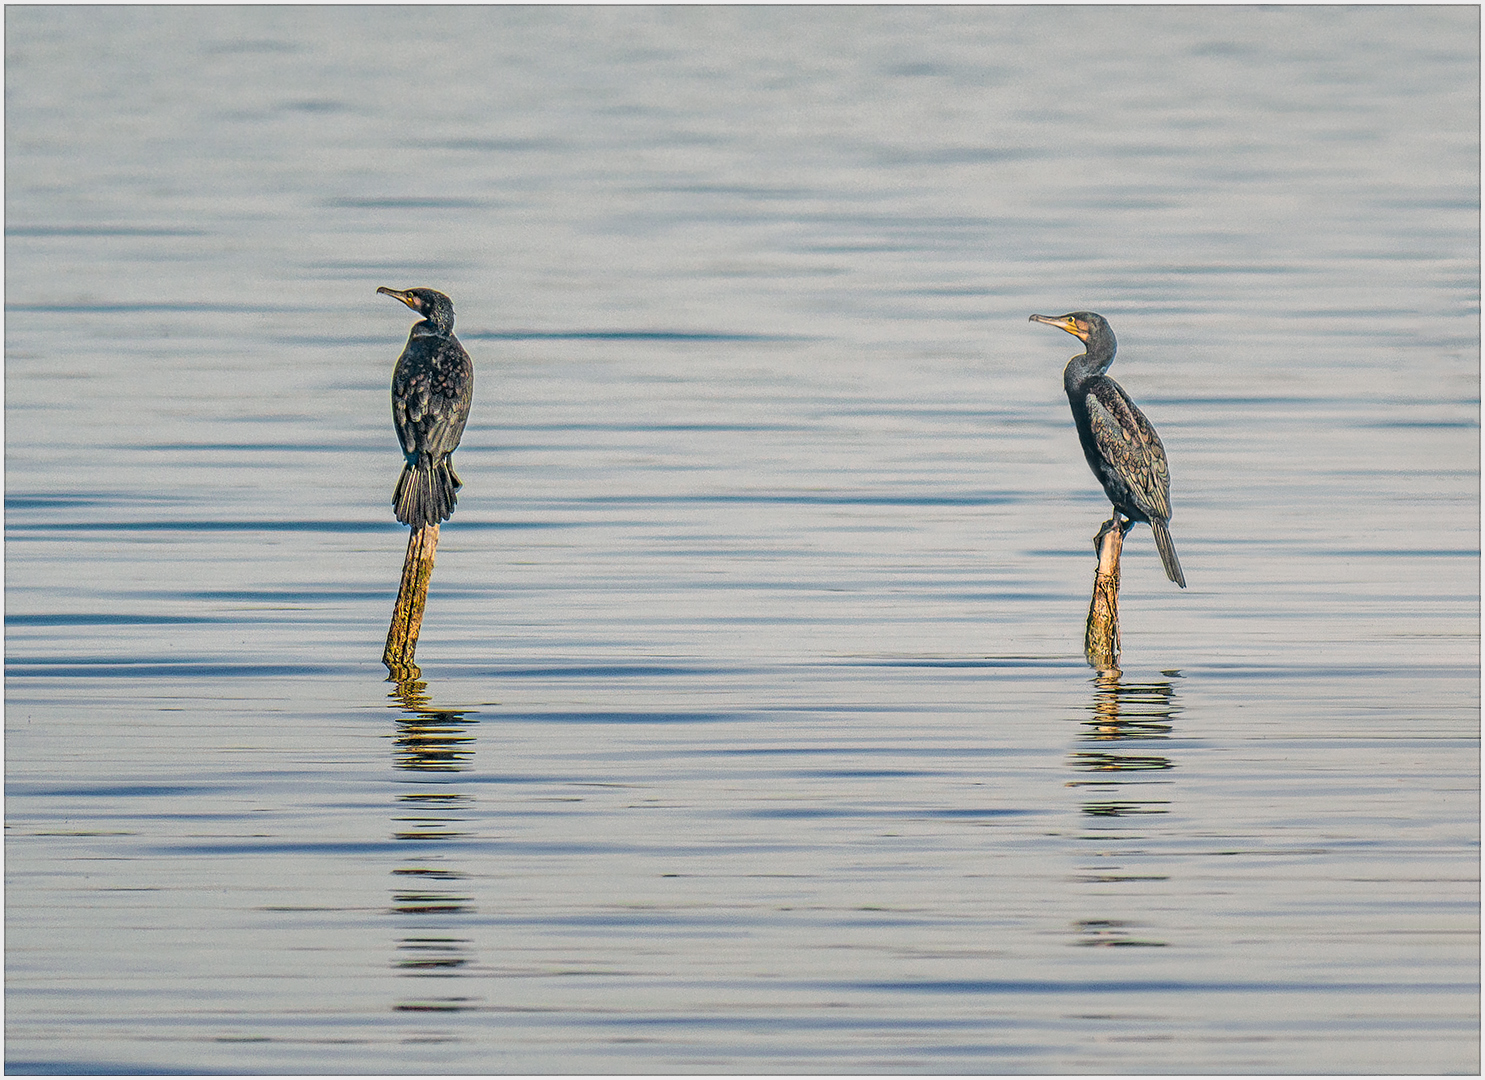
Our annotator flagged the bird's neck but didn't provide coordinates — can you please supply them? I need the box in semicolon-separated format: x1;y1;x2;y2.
1063;353;1096;393
411;320;448;340
1063;343;1114;392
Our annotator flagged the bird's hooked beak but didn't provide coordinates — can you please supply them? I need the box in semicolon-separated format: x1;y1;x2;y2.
377;286;422;313
1028;313;1087;341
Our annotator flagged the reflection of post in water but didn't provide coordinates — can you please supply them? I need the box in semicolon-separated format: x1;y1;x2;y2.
1067;668;1180;948
388;676;481;1013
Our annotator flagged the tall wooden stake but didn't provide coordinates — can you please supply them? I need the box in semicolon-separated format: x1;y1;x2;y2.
384;522;439;680
1085;518;1124;672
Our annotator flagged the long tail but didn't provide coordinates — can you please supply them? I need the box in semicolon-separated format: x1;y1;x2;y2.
1150;517;1186;588
394;456;462;528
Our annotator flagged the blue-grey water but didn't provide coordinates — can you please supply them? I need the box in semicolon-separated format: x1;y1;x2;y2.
5;6;1479;1074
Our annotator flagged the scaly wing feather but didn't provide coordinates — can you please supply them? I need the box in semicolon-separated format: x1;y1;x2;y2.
392;339;473;461
1085;386;1172;522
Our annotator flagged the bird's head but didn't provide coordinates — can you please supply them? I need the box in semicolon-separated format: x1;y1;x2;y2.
1029;311;1116;365
378;286;456;337
1028;311;1108;342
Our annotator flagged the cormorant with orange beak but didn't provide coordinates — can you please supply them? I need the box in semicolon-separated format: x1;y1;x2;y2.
378;287;474;528
1029;311;1185;587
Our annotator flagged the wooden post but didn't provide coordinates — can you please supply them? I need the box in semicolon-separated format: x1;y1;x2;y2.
1085;518;1123;672
384;522;439;680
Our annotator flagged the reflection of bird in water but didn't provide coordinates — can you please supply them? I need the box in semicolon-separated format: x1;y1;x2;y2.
1069;669;1178;949
378;287;475;528
385;677;478;994
1029;312;1185;587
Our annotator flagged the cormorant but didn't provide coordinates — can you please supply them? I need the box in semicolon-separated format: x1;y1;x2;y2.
378;287;474;528
1029;311;1185;587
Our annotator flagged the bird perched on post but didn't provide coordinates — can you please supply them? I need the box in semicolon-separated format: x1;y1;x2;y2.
378;287;474;528
1029;311;1185;587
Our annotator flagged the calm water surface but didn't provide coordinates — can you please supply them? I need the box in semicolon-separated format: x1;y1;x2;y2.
6;6;1479;1074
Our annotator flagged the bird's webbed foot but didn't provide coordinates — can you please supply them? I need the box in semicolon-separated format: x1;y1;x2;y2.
1092;513;1132;552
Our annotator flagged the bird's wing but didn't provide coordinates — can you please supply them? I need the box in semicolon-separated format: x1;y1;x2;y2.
420;343;473;454
1085;386;1172;520
392;343;473;460
391;367;431;456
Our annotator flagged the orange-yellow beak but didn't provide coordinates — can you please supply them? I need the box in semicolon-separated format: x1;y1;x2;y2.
377;286;421;312
1028;313;1086;341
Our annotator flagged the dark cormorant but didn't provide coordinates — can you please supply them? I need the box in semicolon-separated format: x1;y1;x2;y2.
378;287;474;528
1029;311;1185;588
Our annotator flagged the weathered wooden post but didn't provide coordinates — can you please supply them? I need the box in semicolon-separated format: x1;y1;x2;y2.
1085;518;1124;671
384;522;440;680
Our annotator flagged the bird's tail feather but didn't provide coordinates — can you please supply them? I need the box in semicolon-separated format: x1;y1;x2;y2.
1150;518;1186;588
394;458;462;528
